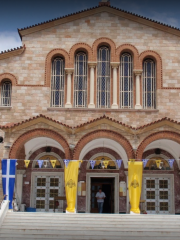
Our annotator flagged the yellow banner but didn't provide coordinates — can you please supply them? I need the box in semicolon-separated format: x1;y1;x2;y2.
65;160;81;213
128;161;143;214
50;160;57;168
24;160;30;168
156;160;161;169
103;160;109;169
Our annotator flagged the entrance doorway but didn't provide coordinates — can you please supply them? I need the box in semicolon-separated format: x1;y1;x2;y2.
90;178;115;213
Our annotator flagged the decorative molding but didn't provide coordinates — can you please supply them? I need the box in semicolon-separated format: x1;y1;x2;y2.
18;6;180;38
88;62;97;68
65;68;74;74
111;62;120;68
0;45;25;60
133;69;143;75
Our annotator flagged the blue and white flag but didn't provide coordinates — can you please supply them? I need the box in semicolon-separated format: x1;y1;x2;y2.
37;160;44;168
2;159;17;209
142;159;149;168
64;159;70;168
168;159;175;169
116;160;122;169
90;160;96;169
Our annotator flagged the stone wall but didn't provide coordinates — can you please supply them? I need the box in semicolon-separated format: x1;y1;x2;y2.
0;12;180;127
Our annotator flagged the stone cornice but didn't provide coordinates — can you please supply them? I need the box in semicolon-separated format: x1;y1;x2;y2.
111;62;120;68
18;6;180;38
133;69;143;75
0;45;25;60
65;68;74;74
88;62;97;68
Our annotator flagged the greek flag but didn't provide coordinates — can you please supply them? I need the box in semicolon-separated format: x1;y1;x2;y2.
2;159;17;209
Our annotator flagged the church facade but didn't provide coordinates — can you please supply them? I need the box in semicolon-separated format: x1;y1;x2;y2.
0;1;180;214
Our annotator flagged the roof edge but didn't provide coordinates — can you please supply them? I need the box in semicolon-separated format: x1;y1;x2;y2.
0;45;25;60
18;5;180;38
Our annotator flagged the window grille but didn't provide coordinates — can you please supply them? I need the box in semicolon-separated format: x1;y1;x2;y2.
74;52;87;107
120;53;133;108
97;46;110;108
1;81;11;106
143;59;156;109
51;57;65;107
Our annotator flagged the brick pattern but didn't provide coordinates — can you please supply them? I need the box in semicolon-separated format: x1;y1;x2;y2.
9;129;71;159
73;130;135;160
136;131;180;159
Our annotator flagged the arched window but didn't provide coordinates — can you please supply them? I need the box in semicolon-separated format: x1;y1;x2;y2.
120;53;133;108
51;57;65;107
1;81;12;106
143;59;156;109
74;52;87;107
97;46;110;108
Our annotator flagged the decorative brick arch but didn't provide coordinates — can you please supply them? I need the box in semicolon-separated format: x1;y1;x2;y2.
92;38;116;62
139;50;162;89
136;131;180;160
9;129;71;159
116;44;140;69
0;73;17;86
45;49;70;87
73;130;134;160
69;43;93;67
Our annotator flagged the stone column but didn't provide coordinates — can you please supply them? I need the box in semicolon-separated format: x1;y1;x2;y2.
15;170;26;207
111;63;119;109
65;68;74;108
134;70;143;109
88;62;96;108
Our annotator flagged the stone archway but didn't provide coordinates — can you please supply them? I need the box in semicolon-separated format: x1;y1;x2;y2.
9;128;71;159
73;130;134;168
136;131;180;162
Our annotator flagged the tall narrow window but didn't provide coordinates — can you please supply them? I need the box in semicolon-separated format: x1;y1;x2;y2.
120;53;133;108
97;46;110;108
51;57;65;107
74;52;87;107
1;81;12;106
143;59;156;109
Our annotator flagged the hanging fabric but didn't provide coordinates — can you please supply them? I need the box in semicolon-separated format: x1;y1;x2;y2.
156;160;162;169
50;160;57;168
64;159;70;168
64;160;81;213
37;160;44;168
142;159;149;168
128;161;143;214
2;159;17;209
24;160;30;168
168;159;175;169
116;160;122;169
90;160;96;169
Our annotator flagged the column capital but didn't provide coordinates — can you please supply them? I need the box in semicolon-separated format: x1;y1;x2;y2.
111;62;120;68
133;69;143;76
65;68;74;74
88;62;97;68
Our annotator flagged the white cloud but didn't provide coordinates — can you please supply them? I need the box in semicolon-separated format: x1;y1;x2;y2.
0;31;22;52
150;11;179;27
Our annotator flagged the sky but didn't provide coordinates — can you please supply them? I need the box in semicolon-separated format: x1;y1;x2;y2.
0;0;180;52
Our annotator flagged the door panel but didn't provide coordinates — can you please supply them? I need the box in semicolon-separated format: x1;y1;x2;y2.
143;177;171;214
34;175;62;212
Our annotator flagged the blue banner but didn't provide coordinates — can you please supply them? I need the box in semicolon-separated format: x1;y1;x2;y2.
2;159;17;209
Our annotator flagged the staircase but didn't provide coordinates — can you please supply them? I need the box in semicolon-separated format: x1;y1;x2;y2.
0;212;180;240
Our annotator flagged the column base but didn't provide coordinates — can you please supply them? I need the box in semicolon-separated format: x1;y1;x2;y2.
88;104;95;109
65;103;72;108
111;104;118;109
135;104;142;109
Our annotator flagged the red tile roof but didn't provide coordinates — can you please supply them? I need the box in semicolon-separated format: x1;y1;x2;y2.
0;115;178;131
0;114;71;129
18;5;180;38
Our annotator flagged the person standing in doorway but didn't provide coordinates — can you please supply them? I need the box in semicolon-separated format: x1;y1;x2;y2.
96;188;106;213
